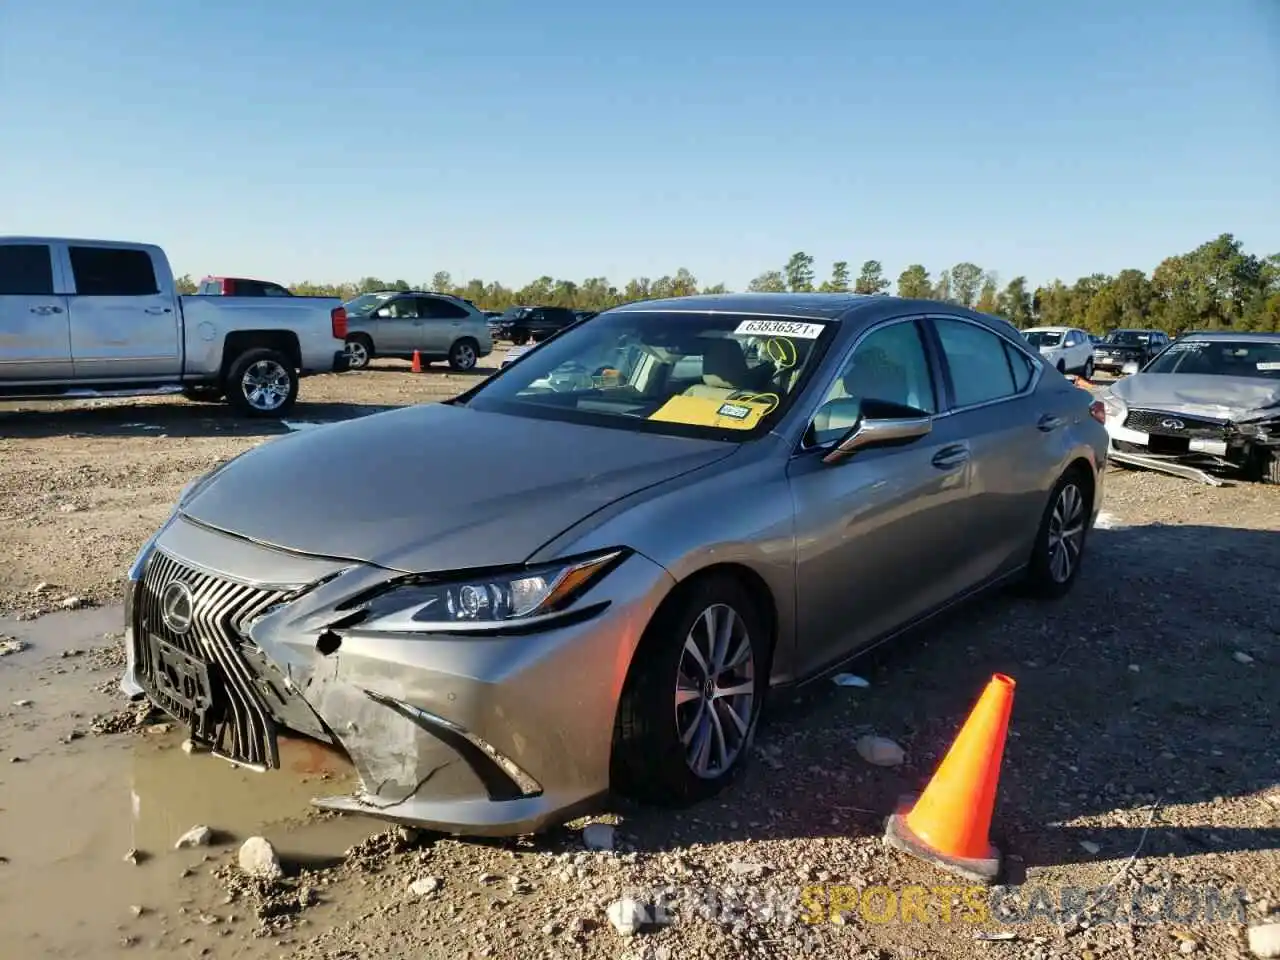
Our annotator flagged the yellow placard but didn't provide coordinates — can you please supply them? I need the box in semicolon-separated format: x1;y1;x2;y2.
648;393;776;430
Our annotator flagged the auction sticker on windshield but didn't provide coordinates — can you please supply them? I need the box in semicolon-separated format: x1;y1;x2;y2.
734;319;825;339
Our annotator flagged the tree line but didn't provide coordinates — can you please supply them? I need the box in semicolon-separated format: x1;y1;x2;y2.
175;233;1280;335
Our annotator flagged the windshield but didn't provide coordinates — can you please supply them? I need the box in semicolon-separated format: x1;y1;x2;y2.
1105;330;1150;345
1024;331;1063;348
500;307;532;321
344;292;395;316
463;310;837;440
1144;340;1280;379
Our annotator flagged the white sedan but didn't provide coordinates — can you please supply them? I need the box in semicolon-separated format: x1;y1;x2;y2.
1023;326;1095;378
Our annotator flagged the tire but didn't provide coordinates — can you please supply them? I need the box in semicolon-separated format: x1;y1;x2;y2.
344;335;372;370
1056;359;1066;374
1024;468;1091;599
181;385;223;404
611;575;770;807
1251;449;1280;485
224;348;299;418
448;338;479;372
1082;358;1094;380
511;329;531;346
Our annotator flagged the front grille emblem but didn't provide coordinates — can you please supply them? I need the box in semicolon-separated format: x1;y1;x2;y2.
160;580;196;635
1160;418;1185;431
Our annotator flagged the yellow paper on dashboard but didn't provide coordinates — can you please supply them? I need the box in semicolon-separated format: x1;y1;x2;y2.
647;393;778;430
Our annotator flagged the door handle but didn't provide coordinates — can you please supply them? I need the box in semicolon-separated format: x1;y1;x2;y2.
144;307;172;315
1038;414;1065;432
932;444;970;470
29;305;64;315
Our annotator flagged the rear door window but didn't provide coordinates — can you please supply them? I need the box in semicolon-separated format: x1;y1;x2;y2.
420;297;470;320
0;244;55;295
934;317;1021;407
69;246;159;296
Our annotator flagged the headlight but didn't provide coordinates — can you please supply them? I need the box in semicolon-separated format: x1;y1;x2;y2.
350;550;625;633
1101;393;1127;421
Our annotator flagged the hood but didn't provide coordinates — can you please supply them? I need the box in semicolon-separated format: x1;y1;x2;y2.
1111;373;1280;421
181;404;735;573
1097;342;1145;354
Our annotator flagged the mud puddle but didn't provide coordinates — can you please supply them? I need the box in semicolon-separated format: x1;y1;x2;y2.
0;608;383;958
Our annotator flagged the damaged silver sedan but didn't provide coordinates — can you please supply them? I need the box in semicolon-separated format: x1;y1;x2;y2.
1099;332;1280;485
119;293;1107;836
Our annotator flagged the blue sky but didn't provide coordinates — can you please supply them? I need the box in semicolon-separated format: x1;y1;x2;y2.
1;0;1277;291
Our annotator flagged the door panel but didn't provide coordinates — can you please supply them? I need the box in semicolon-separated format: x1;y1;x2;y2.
787;417;976;678
0;243;73;381
930;316;1055;582
786;316;979;677
65;245;180;379
417;297;467;353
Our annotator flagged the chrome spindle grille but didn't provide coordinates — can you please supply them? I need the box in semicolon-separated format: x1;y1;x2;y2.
134;551;295;769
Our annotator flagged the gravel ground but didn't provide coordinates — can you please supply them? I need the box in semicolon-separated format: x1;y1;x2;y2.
1;355;1277;960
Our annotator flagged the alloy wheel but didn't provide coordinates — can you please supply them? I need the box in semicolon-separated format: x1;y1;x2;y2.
1047;482;1086;583
675;603;756;779
345;340;369;368
452;343;477;370
240;360;292;412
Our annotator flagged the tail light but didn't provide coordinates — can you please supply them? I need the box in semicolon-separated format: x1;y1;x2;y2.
331;306;348;339
1089;400;1106;424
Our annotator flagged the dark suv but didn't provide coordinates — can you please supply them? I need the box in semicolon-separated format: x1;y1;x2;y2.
495;306;579;345
1093;328;1170;376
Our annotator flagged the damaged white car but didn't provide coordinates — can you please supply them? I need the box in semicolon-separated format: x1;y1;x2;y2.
1099;331;1280;485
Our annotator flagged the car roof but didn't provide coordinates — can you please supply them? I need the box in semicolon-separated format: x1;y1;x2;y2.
610;292;884;320
1024;325;1073;332
1176;331;1280;343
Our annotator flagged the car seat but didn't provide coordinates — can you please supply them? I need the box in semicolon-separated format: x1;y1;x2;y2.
683;339;755;400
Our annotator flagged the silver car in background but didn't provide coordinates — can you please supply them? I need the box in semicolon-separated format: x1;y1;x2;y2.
341;290;493;371
120;294;1108;836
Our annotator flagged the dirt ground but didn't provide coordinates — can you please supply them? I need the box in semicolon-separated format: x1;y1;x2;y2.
1;353;1277;960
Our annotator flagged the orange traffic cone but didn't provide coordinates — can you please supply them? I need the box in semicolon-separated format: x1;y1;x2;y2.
411;350;422;373
883;673;1015;883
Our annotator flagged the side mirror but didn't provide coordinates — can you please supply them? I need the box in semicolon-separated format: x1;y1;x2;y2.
821;400;933;464
1122;361;1140;376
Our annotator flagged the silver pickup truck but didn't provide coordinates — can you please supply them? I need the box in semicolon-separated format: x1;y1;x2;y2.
0;236;349;417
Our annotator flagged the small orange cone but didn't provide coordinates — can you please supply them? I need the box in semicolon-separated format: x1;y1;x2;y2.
883;673;1015;883
411;350;422;373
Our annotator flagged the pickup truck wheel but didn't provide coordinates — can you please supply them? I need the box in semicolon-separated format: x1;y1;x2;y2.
181;386;224;404
225;348;299;417
511;330;531;346
448;338;479;372
344;336;372;370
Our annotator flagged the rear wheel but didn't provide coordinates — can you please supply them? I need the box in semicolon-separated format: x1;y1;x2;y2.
612;575;769;806
1082;358;1094;379
224;348;299;417
511;329;530;346
448;338;479;372
1056;359;1066;374
1024;469;1091;599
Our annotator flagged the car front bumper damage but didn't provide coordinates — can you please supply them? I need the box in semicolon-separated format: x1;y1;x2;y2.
120;514;675;836
1104;407;1280;485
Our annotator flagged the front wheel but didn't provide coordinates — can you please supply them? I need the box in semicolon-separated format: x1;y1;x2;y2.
611;575;769;806
344;336;372;370
510;329;530;346
224;348;299;417
448;338;479;372
1024;470;1090;599
1082;358;1094;380
1056;359;1066;374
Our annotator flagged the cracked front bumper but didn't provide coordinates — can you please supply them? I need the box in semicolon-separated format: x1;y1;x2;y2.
122;515;675;836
